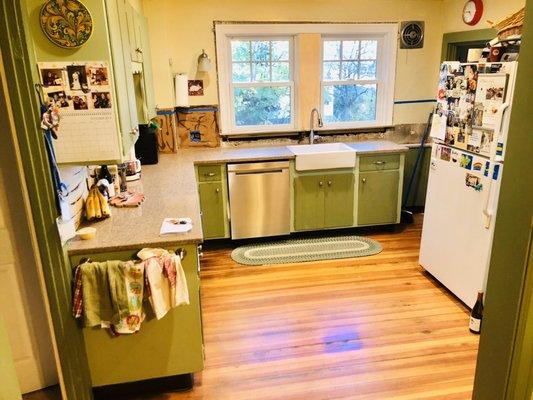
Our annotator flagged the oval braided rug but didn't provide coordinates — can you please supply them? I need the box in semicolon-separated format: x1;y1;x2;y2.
231;235;382;266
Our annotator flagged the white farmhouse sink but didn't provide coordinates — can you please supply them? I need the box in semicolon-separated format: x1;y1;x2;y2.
287;143;356;171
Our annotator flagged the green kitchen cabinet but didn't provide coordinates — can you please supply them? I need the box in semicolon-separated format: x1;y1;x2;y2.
198;181;227;239
196;164;230;239
69;244;204;387
358;170;400;226
294;171;354;231
294;174;326;231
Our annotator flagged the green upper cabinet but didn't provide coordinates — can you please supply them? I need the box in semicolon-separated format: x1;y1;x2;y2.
358;169;400;226
196;164;230;239
294;174;326;231
324;172;354;228
294;171;354;231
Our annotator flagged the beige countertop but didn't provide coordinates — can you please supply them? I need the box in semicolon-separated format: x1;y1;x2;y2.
66;140;407;256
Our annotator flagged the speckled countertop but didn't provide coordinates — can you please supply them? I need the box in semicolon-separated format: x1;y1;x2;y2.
66;140;407;255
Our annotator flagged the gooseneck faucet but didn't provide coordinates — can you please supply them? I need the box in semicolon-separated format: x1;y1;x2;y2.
309;108;323;144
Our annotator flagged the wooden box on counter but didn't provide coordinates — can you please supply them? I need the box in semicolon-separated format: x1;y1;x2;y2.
154;108;179;153
176;106;220;148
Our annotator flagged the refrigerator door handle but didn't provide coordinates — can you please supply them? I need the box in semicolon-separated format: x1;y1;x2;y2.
494;102;509;138
482;178;494;229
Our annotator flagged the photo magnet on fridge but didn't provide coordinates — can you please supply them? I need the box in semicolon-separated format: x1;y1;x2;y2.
460;153;473;170
451;149;460;163
465;173;483;191
440;147;451;162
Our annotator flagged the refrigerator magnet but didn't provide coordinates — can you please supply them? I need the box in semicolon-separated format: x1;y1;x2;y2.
483;161;490;177
465;173;483;191
460;153;473;170
451;149;460;163
440;147;451;162
492;164;501;181
472;157;483;172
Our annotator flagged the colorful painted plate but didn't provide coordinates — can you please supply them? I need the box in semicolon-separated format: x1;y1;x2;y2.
40;0;93;49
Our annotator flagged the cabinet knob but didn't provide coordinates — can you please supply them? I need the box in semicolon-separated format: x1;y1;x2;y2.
327;180;332;186
215;188;220;193
136;48;143;54
373;161;386;165
362;178;366;184
319;181;323;187
206;172;216;177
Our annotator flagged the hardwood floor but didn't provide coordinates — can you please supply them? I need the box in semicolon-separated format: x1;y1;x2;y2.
28;214;479;400
165;214;479;400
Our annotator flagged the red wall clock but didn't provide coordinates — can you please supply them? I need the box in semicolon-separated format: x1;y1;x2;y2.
463;0;484;26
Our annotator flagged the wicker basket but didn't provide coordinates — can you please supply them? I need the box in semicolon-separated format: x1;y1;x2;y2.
489;7;525;40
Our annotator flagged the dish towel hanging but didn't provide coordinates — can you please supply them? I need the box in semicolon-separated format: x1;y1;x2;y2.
137;248;190;320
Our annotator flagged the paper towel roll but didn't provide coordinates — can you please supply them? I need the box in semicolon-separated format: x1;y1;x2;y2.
175;73;189;107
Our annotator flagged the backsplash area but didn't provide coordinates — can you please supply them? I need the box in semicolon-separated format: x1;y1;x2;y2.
221;123;428;148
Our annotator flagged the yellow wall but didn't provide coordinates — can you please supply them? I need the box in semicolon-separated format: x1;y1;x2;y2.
143;0;447;125
143;0;526;127
442;0;525;33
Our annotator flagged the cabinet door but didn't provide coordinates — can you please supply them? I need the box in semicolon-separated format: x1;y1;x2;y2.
140;15;156;120
358;170;399;226
324;172;354;228
198;181;226;239
294;175;325;231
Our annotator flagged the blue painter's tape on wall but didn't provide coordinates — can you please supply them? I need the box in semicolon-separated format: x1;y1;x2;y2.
394;99;437;105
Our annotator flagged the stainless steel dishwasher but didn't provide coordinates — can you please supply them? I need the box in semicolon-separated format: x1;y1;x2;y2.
227;161;290;239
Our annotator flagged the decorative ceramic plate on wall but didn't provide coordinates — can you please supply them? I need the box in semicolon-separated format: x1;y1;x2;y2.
40;0;93;49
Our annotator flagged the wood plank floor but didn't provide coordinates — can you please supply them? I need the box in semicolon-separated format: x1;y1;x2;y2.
27;214;479;400
161;214;479;400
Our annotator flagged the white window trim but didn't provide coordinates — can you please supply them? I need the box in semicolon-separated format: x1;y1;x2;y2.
215;23;398;135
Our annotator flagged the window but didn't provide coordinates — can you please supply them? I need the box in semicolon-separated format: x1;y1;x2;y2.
228;38;294;133
322;39;378;124
216;24;397;135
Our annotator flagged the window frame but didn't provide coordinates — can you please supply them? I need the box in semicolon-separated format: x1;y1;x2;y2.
215;23;397;135
228;36;296;134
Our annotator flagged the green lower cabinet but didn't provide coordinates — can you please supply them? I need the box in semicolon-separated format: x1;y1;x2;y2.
198;181;227;239
294;174;325;231
358;170;400;226
294;172;354;231
324;173;354;228
69;244;204;387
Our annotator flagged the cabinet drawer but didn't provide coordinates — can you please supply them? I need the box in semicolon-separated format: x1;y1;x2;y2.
359;154;400;171
197;164;223;182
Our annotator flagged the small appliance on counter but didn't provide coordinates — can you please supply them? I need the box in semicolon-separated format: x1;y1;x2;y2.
135;123;159;165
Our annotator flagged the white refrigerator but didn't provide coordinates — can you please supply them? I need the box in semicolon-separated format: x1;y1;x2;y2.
419;61;518;308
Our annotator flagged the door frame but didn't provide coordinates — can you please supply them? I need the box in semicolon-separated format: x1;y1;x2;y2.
0;1;92;399
441;28;496;62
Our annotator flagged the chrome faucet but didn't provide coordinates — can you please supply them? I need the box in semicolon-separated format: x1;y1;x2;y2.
309;108;323;144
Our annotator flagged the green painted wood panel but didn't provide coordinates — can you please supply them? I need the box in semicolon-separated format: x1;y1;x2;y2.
473;2;533;396
294;174;325;231
358;170;399;226
324;172;354;228
0;315;22;400
198;181;226;239
359;154;400;172
197;164;224;182
140;14;156;120
402;146;431;208
1;1;93;398
70;245;204;387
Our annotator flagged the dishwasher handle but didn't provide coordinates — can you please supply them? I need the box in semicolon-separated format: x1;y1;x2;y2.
233;169;285;176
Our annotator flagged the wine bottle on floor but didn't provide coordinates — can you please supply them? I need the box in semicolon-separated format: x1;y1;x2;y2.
469;291;484;334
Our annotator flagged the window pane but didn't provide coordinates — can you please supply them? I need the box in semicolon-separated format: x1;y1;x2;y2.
251;41;270;61
323;84;377;123
252;62;270;82
323;61;340;81
342;61;359;80
232;63;251;82
360;40;378;59
231;40;250;61
342;40;359;60
272;62;290;81
234;86;291;126
272;41;289;61
323;40;341;60
359;61;377;79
